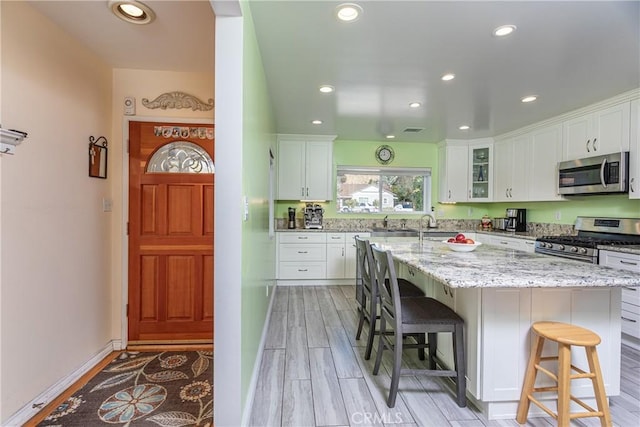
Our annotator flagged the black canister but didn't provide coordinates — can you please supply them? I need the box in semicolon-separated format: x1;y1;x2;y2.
288;207;296;229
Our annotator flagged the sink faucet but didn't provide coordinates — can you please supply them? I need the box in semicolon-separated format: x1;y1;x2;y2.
382;215;389;228
419;212;437;242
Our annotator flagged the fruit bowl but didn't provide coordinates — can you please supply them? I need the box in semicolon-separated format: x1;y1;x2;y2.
443;240;482;252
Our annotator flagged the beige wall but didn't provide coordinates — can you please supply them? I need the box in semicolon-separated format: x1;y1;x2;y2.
109;70;214;344
0;1;112;421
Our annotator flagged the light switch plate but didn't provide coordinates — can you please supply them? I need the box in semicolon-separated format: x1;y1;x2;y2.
102;198;113;212
243;196;249;221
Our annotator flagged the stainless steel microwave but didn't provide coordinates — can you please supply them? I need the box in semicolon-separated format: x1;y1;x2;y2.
558;152;629;195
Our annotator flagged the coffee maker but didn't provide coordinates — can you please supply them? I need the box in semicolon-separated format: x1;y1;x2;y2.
288;207;296;229
505;208;526;232
304;203;324;229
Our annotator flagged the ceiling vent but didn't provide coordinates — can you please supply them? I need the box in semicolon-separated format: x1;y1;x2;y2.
402;127;424;133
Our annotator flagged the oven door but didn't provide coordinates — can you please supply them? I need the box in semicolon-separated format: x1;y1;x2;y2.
558;152;628;195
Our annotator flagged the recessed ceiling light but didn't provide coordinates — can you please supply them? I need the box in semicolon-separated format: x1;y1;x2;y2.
311;120;323;125
319;85;335;93
108;0;155;24
335;3;363;22
441;73;456;81
409;102;421;108
493;25;516;37
385;134;395;139
459;125;470;130
521;95;538;103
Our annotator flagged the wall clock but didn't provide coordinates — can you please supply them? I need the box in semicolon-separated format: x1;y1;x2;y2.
375;145;395;164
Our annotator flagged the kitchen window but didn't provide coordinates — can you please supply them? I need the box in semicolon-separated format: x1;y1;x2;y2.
337;166;431;214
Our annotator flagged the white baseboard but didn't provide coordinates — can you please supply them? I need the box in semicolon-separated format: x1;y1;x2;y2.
240;283;277;427
277;279;355;286
3;341;116;427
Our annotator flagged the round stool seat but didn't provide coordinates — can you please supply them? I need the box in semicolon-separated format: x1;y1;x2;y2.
532;321;601;347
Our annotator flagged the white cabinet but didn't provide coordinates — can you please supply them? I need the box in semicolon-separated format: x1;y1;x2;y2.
438;139;493;203
562;102;630;160
276;134;335;200
493;135;529;201
326;233;346;279
277;231;369;282
277;232;327;280
438;141;469;202
629;99;639;199
468;141;493;201
528;124;564;201
599;250;640;346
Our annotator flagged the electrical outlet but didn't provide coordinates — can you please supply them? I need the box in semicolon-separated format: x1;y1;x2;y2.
266;284;269;297
468;207;474;216
555;210;562;221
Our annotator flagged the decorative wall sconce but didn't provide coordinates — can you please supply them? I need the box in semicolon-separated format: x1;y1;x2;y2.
0;127;28;155
89;136;108;179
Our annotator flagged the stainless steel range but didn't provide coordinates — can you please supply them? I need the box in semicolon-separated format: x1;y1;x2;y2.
535;217;640;263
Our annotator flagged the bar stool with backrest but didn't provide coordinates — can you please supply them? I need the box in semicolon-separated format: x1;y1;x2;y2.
354;236;425;360
370;244;467;408
516;321;611;427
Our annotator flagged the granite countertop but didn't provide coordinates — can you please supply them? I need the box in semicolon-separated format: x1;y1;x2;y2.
370;239;639;289
597;245;640;256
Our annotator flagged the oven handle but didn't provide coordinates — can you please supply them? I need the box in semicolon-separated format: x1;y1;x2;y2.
600;158;607;188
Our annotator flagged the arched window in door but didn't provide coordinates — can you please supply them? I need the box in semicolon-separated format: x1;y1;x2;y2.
146;141;214;173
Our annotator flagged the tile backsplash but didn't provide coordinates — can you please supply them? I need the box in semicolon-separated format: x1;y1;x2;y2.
275;218;575;237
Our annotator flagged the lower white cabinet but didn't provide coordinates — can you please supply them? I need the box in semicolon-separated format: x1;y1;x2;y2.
600;250;640;346
277;231;370;282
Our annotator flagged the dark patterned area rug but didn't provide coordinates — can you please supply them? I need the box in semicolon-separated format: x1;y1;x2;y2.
37;351;213;427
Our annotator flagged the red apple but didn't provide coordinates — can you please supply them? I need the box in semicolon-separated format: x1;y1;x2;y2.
447;238;456;243
455;233;466;242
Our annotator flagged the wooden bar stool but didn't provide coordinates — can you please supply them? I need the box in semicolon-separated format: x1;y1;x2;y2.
516;321;611;427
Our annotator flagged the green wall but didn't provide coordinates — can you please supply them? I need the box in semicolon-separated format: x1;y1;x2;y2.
241;1;277;415
276;138;640;224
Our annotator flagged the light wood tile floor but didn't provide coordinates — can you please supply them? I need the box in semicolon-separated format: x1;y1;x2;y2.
249;285;640;426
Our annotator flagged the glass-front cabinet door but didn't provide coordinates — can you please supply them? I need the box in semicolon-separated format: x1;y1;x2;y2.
469;144;492;201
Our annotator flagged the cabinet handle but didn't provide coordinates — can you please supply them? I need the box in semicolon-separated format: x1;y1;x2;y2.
509;188;513;198
593;137;597;151
331;236;341;240
306;187;309;197
468;190;472;198
505;188;509;198
620;260;638;266
448;190;452;199
623;286;637;291
443;284;448;295
586;139;591;152
298;269;308;272
621;316;637;323
342;248;345;256
301;187;305;197
297;236;308;240
631;177;636;193
499;241;509;245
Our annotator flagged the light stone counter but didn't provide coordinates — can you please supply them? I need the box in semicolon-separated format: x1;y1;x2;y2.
371;239;639;289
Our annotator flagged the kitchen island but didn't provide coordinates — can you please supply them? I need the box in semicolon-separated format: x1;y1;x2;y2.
371;239;639;420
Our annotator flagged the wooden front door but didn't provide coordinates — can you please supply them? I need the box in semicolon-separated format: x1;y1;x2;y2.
128;121;214;343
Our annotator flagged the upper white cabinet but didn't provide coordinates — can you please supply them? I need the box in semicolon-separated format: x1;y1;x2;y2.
493;135;529;202
277;134;335;200
528;124;564;201
438;141;469;203
629;99;639;199
468;141;493;201
438;139;493;203
562;102;630;160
